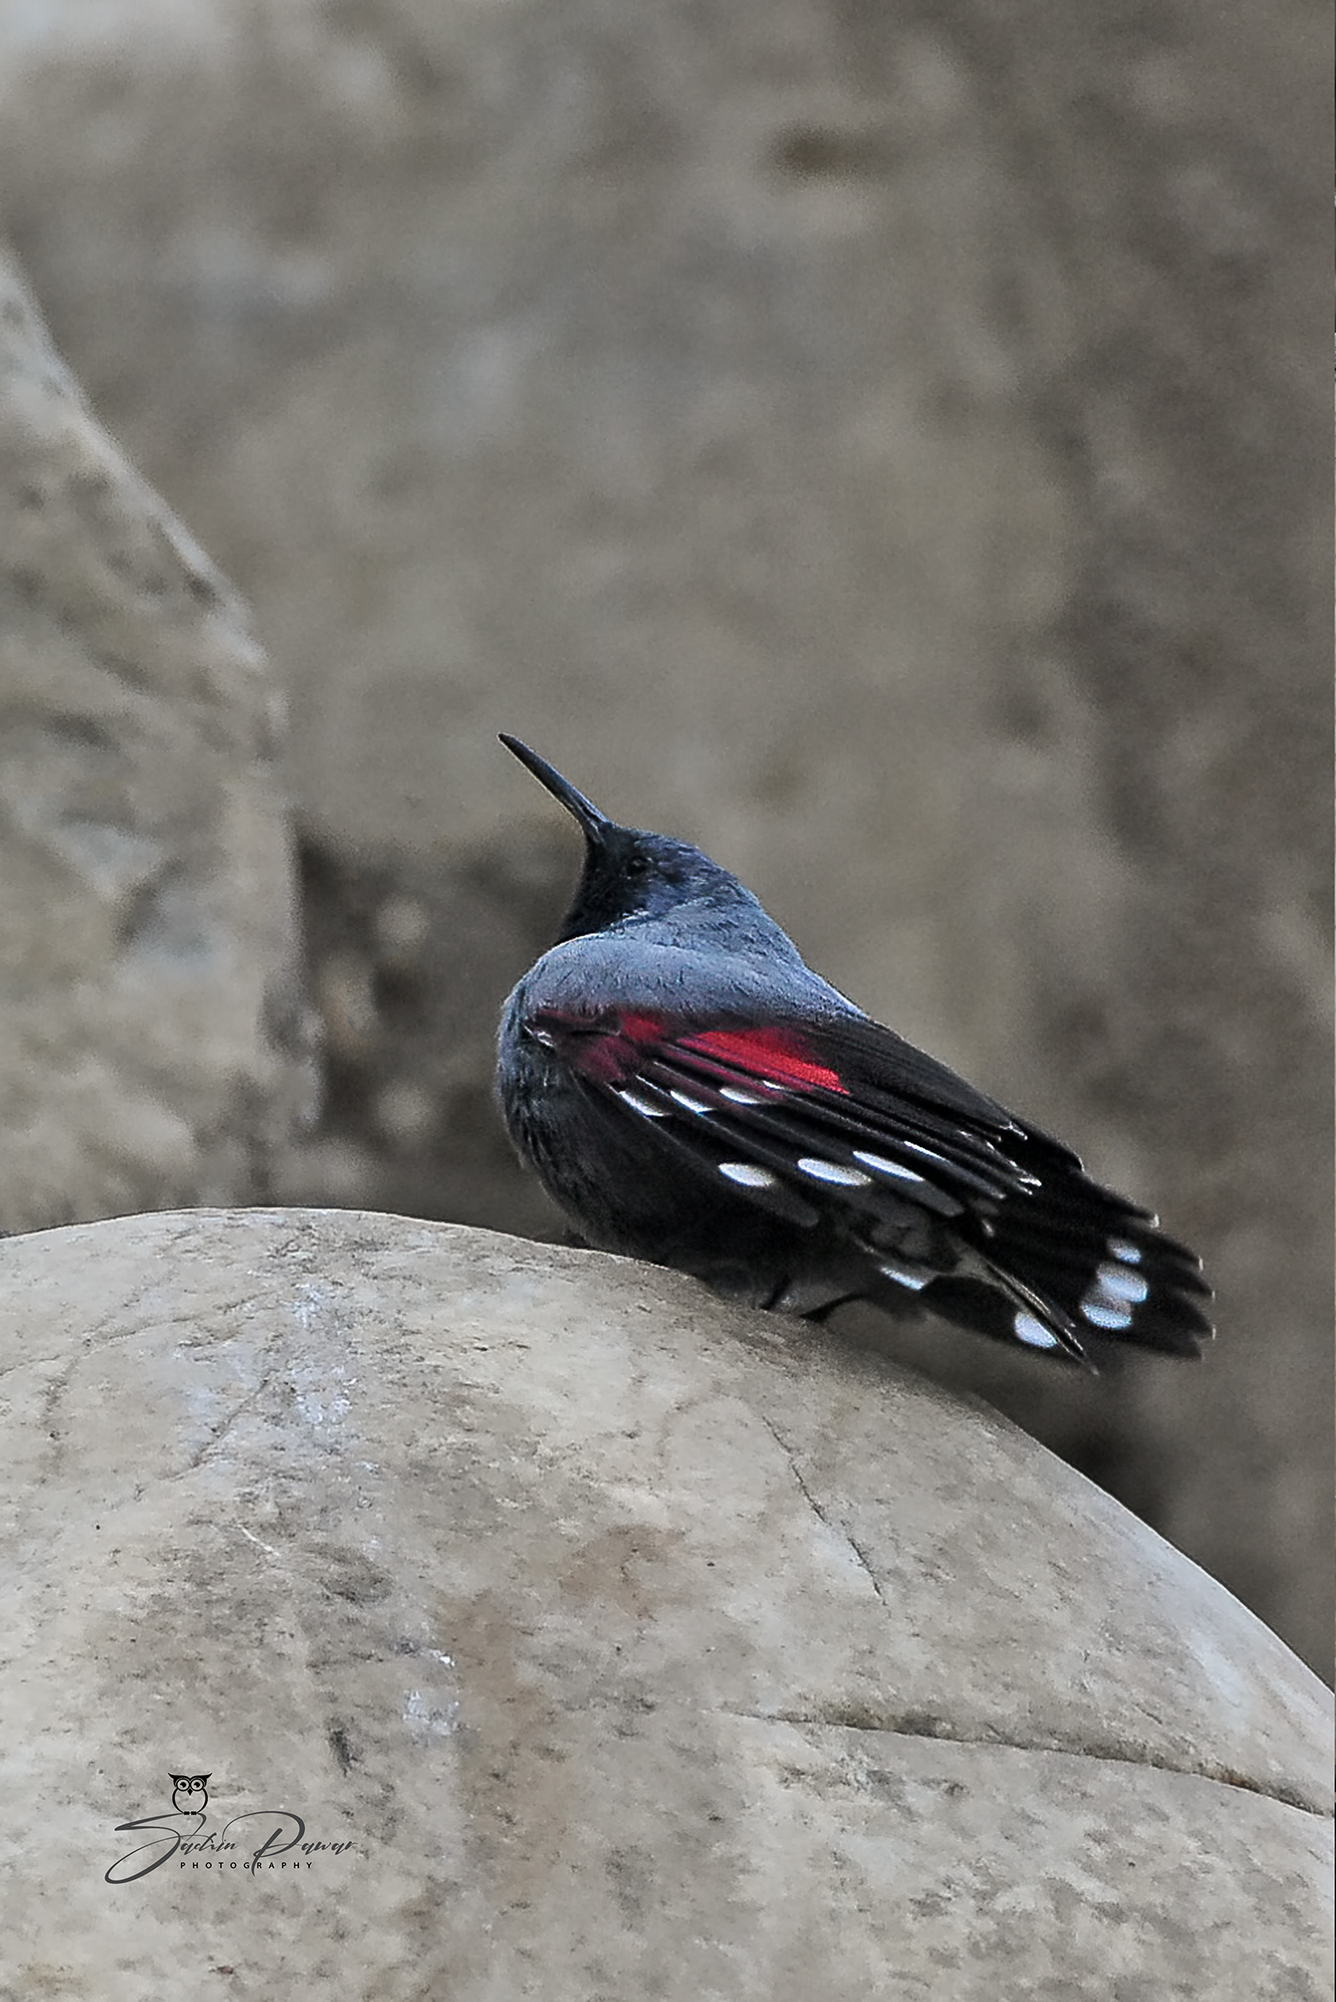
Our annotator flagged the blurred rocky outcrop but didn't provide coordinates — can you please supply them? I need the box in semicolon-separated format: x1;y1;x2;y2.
0;1210;1330;2000
0;250;313;1229
0;0;1326;1671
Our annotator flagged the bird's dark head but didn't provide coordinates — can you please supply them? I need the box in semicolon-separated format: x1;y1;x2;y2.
501;735;761;944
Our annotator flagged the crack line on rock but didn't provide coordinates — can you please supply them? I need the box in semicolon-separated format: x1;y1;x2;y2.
752;1420;1330;1823
0;1355;65;1383
760;1413;888;1609
187;1386;267;1469
719;1704;1332;1819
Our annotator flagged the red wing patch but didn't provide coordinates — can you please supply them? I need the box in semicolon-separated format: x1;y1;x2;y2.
680;1027;848;1095
529;1012;848;1094
529;1009;666;1085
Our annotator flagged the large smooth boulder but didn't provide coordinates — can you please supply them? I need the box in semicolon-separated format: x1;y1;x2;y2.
1;1209;1328;1999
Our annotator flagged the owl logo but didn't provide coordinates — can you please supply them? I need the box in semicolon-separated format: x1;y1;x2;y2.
170;1774;210;1814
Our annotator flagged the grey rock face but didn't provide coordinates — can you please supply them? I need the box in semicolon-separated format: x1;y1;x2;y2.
0;1210;1328;1999
0;251;314;1230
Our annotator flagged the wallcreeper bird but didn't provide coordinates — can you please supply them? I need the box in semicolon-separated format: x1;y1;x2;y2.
495;735;1212;1365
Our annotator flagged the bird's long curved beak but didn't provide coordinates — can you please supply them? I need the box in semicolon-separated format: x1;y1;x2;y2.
499;734;611;844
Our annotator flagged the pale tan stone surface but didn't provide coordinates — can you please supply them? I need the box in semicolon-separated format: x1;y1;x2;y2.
0;250;313;1233
0;1210;1329;1999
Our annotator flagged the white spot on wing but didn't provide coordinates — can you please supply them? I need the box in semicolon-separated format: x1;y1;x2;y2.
617;1088;668;1118
1107;1238;1142;1264
718;1161;776;1189
669;1088;712;1114
853;1151;929;1188
1081;1298;1134;1331
1013;1311;1060;1350
796;1157;872;1188
1094;1261;1149;1304
720;1085;769;1106
878;1260;932;1291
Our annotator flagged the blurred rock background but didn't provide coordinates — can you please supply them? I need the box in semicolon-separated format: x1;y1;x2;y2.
0;250;313;1228
0;0;1327;1674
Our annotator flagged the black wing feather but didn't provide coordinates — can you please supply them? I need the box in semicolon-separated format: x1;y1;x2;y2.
577;1010;1212;1361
